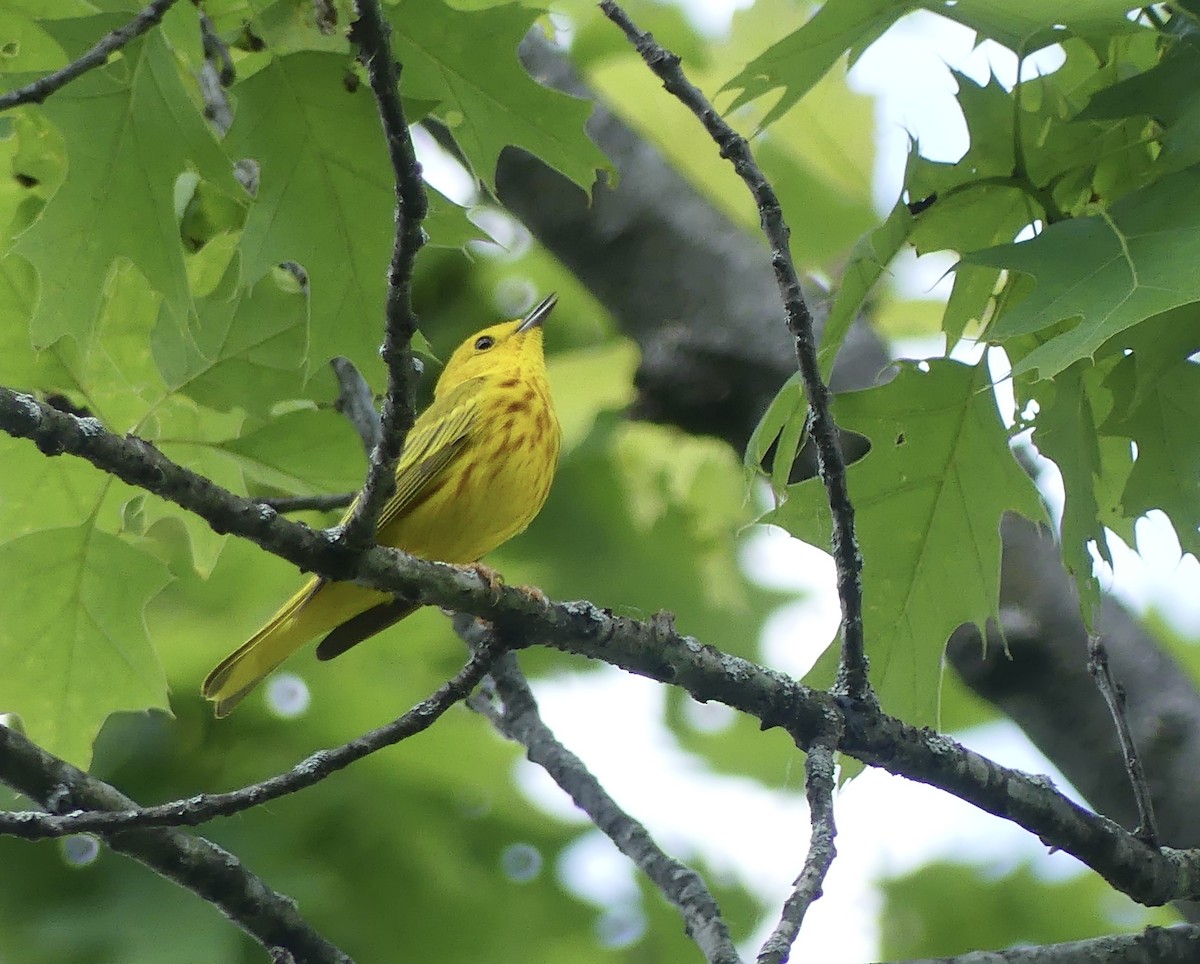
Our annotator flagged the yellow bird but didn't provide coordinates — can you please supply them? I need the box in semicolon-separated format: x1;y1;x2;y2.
203;295;561;717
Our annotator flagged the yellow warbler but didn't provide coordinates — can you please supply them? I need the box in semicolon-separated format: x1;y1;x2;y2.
203;295;561;716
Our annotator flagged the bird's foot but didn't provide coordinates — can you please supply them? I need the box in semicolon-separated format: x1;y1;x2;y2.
514;583;550;610
464;562;505;599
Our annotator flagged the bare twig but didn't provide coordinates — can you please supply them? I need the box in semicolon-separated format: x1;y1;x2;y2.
0;724;351;963
457;617;742;964
756;741;838;964
0;387;1198;907
0;639;502;838
339;0;428;551
758;744;835;960
331;356;383;454
597;1;870;703
258;492;355;514
1088;633;1159;845
0;0;182;111
198;11;235;134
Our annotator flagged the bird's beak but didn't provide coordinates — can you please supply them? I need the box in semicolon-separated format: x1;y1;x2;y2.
517;293;557;333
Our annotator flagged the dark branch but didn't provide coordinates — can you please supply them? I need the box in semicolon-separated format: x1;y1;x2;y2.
0;640;502;837
258;492;355;514
756;740;838;964
598;1;870;703
0;0;181;111
900;923;1200;963
0;723;350;963
340;0;428;550
1;387;1199;907
458;618;742;964
1089;633;1159;846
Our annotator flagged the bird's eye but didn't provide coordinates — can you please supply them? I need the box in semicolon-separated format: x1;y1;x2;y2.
474;336;495;351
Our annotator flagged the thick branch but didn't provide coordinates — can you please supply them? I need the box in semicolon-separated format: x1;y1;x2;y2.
0;0;181;111
0;724;350;963
1;388;1199;907
899;922;1200;963
0;641;501;837
460;619;741;964
598;1;869;702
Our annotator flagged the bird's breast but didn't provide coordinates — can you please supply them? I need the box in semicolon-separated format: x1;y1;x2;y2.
386;376;560;564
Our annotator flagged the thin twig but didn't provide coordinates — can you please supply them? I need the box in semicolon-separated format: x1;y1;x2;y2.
756;741;838;964
0;640;502;838
457;617;742;964
1088;633;1159;845
258;492;355;514
330;356;383;454
198;11;235;134
0;0;182;111
339;0;428;551
0;387;1196;907
0;724;351;963
597;1;870;703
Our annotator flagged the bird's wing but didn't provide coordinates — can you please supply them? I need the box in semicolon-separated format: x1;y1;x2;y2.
372;376;483;533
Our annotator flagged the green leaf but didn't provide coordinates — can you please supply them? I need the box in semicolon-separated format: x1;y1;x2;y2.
766;360;1046;727
743;370;805;499
386;0;605;191
152;246;311;417
213;408;366;494
936;0;1145;53
226;51;398;377
969;167;1200;379
819;200;912;379
1103;341;1200;557
721;0;913;130
0;9;68;75
13;28;239;348
1026;360;1119;622
0;527;170;768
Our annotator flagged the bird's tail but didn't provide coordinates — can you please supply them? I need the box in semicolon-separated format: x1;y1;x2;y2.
202;578;390;717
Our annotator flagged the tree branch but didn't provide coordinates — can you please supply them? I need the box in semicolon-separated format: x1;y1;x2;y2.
756;740;838;964
899;922;1200;963
0;0;181;111
340;0;427;550
499;27;1200;926
458;617;742;964
1;387;1199;908
0;723;351;963
330;356;383;455
258;492;355;514
0;639;502;838
598;1;870;703
1088;632;1159;845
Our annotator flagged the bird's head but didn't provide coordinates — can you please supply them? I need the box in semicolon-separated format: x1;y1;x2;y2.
435;294;557;397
